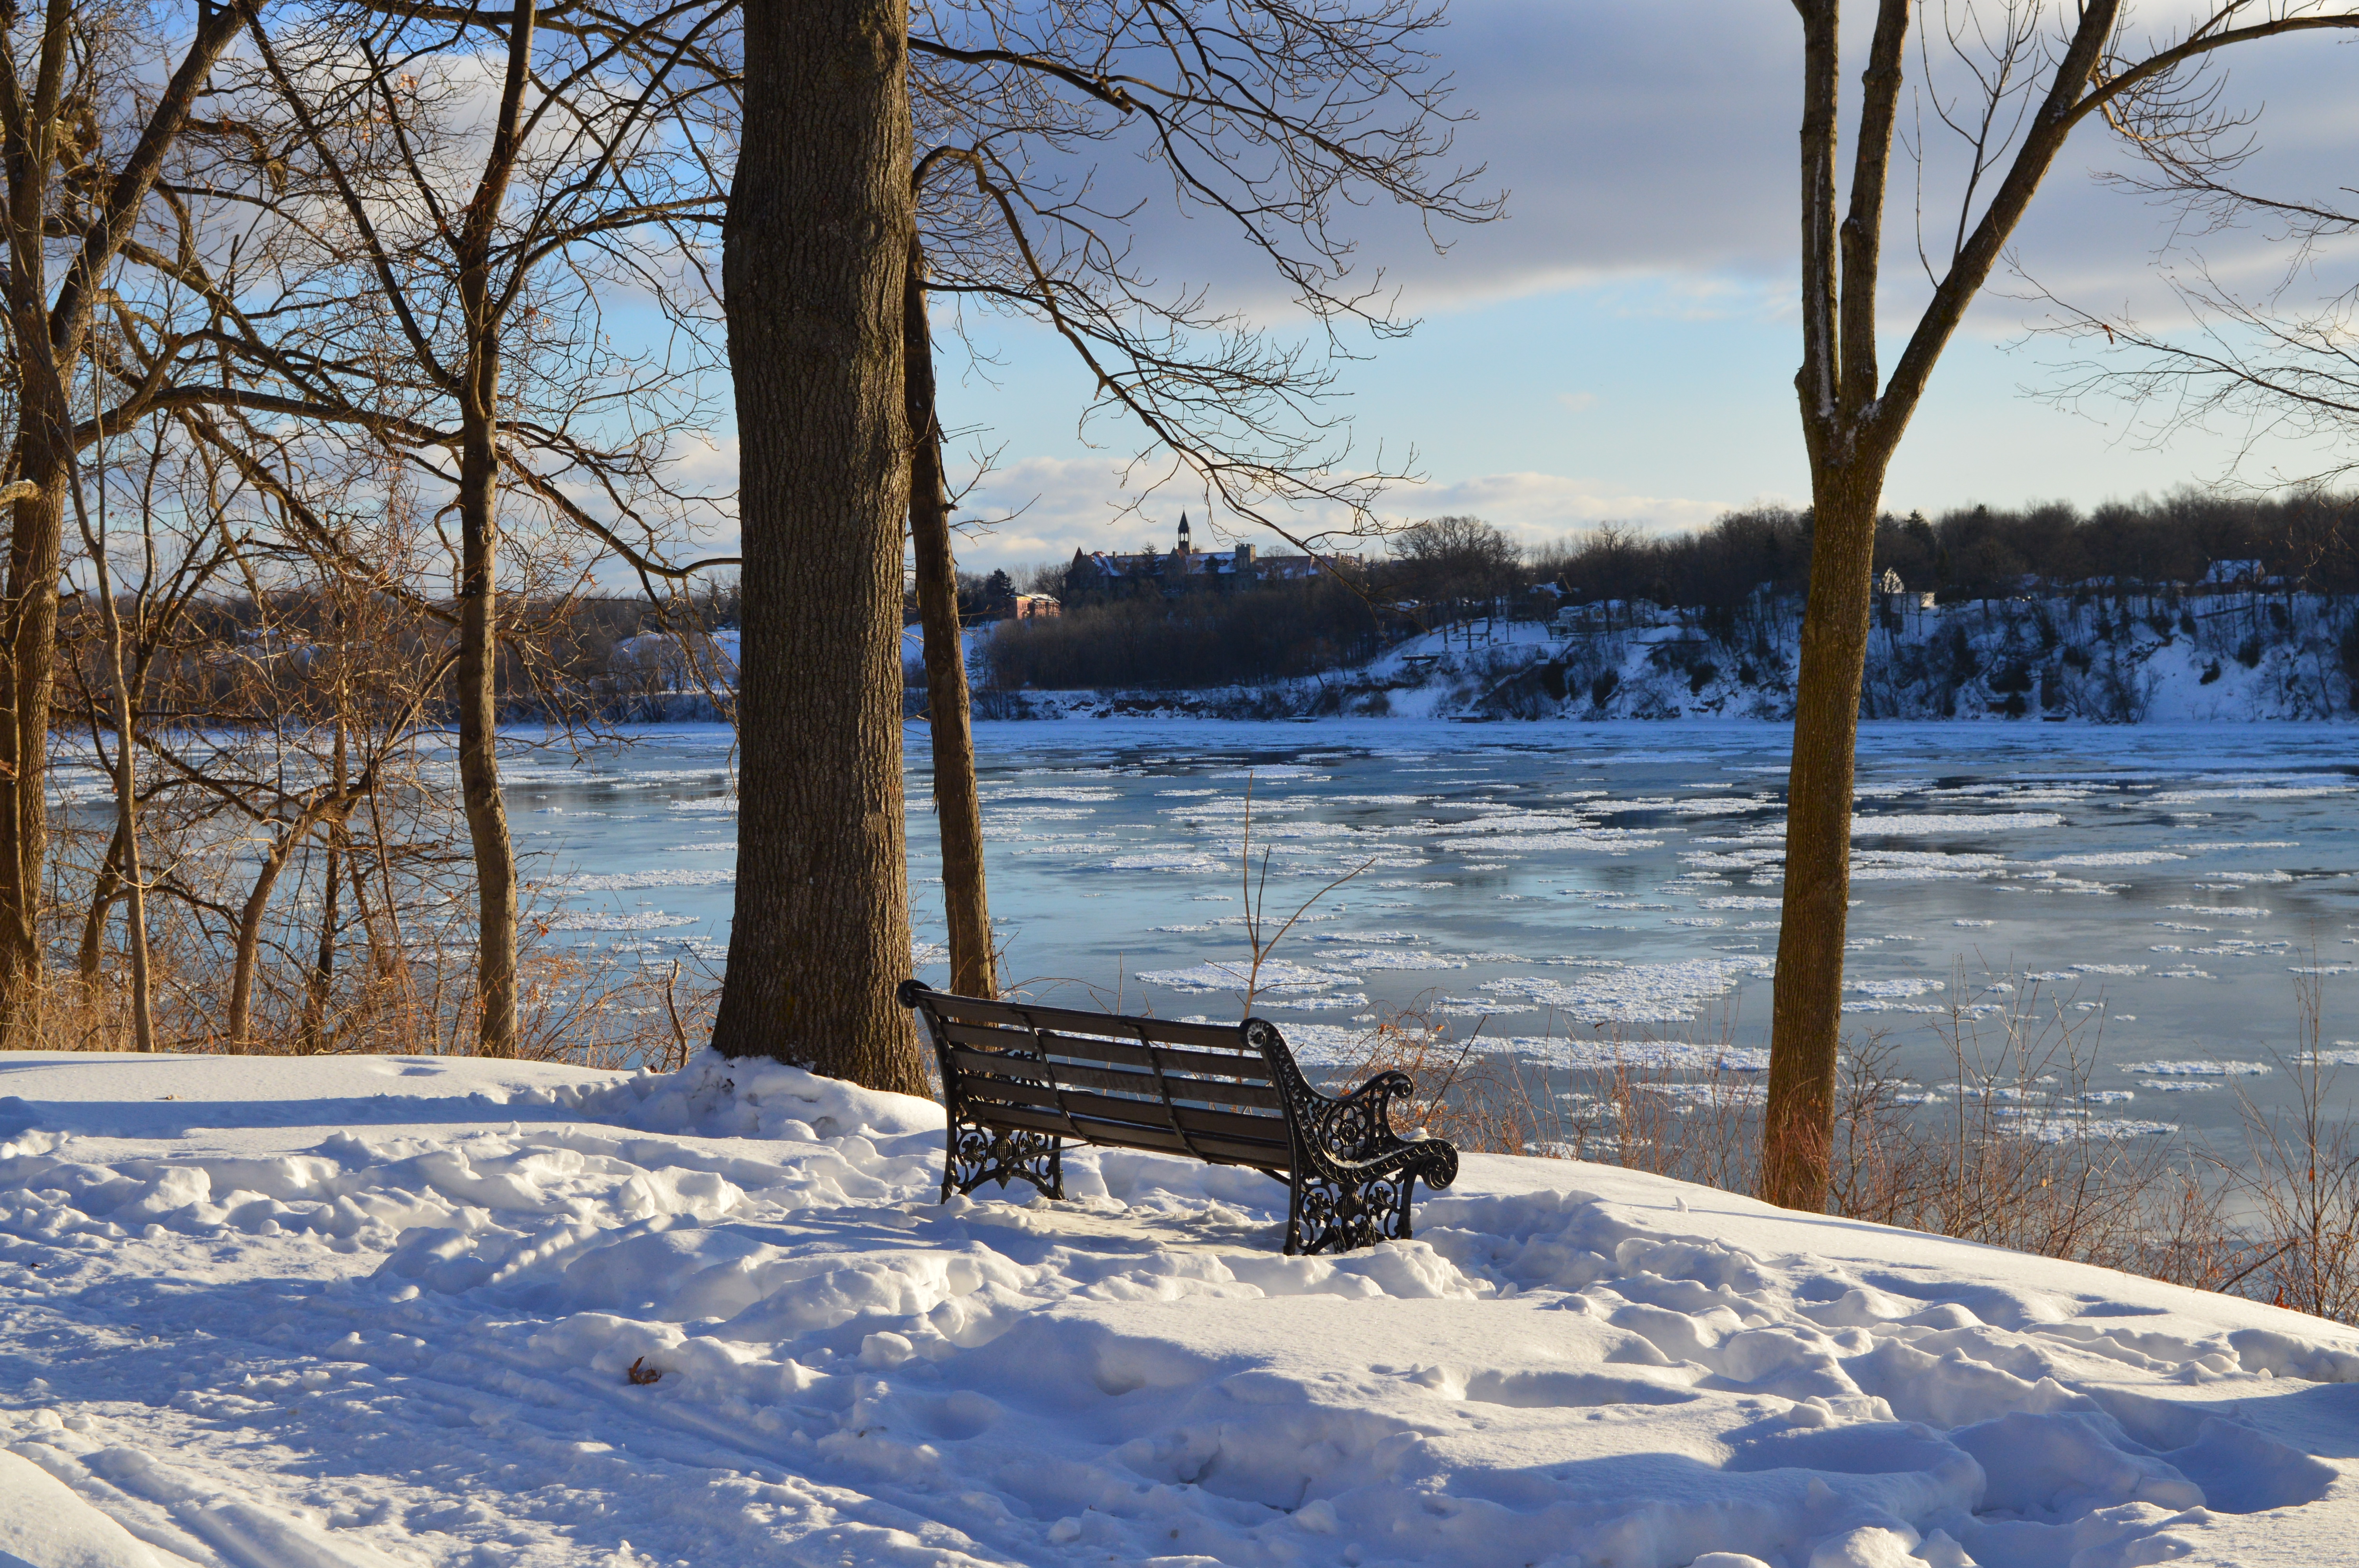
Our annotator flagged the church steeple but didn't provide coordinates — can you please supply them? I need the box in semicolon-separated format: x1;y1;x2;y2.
1176;512;1192;555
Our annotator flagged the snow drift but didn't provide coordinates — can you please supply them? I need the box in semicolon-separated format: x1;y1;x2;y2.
0;1048;2353;1567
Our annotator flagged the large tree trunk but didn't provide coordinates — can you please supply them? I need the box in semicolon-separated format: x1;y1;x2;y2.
1760;463;1887;1209
904;236;996;1000
711;0;925;1091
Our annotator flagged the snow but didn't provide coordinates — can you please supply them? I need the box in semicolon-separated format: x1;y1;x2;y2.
4;1050;2358;1568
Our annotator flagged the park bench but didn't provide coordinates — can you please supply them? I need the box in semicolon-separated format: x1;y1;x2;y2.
898;980;1459;1256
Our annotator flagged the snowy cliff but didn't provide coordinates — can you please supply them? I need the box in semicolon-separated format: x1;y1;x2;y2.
981;592;2359;723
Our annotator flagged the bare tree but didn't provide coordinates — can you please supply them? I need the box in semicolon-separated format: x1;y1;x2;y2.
191;0;731;1054
789;0;1503;1069
0;0;261;1044
2038;153;2359;495
907;0;1500;550
904;228;996;1000
1763;0;2359;1210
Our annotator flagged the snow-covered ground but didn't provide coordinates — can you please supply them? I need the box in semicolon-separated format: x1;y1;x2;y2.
3;1050;2355;1568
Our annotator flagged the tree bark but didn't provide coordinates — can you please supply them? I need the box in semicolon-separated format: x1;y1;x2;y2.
301;719;347;1054
1761;463;1886;1208
0;443;65;1039
711;0;926;1092
77;818;127;989
92;573;154;1056
227;832;295;1051
904;235;996;1000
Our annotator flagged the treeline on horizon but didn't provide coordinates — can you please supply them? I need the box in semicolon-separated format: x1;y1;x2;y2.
1558;488;2359;610
60;580;747;730
974;490;2359;692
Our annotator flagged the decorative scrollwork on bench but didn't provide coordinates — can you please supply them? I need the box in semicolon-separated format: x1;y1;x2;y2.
941;1118;1065;1203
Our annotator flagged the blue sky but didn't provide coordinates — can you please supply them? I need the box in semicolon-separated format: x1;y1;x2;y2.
914;2;2359;574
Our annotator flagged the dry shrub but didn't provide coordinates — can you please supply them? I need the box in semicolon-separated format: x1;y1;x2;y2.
2205;965;2359;1321
1320;1005;1551;1155
1323;999;1762;1192
16;921;711;1071
1827;969;2193;1275
1327;975;2245;1297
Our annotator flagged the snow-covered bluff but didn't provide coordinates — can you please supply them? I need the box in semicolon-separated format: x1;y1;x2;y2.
978;592;2359;723
4;1049;2357;1567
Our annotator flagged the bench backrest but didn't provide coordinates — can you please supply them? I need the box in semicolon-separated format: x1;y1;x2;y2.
906;986;1295;1173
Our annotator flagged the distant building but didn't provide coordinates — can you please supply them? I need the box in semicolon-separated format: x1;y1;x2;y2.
1009;594;1060;621
1064;514;1359;599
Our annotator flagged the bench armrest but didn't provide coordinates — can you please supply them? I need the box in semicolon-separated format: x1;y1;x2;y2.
1309;1070;1419;1166
1247;1021;1459;1191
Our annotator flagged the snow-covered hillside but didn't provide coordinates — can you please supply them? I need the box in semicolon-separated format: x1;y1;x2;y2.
3;1050;2355;1568
983;593;2359;723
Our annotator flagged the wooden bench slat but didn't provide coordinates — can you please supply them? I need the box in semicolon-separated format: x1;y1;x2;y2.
1161;1080;1284;1111
1068;1118;1289;1168
939;1019;1059;1055
1147;1045;1275;1083
958;1075;1064;1111
968;1102;1289;1171
928;994;1250;1052
1170;1103;1292;1143
969;1102;1092;1140
1039;1032;1271;1087
960;1049;1284;1111
1031;1029;1158;1069
1034;1059;1162;1097
1183;1136;1293;1170
945;1046;1052;1081
1053;1087;1194;1134
938;1020;1271;1089
972;1102;1186;1154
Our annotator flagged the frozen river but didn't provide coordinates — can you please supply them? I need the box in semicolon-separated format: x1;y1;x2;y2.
527;719;2359;1146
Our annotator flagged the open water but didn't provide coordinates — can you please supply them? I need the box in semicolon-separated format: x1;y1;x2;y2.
524;719;2359;1145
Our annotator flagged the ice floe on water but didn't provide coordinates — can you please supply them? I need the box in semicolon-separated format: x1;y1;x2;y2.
1134;958;1350;996
1481;957;1773;1025
2120;1059;2272;1077
1852;812;2067;834
563;867;736;891
541;909;700;932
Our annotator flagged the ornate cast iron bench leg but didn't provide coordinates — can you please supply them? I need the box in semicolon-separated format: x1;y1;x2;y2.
1252;1023;1460;1256
1287;1157;1426;1255
941;1116;1065;1203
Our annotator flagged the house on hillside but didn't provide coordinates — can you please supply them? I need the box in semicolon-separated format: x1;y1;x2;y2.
2199;559;2263;590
